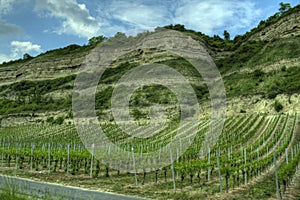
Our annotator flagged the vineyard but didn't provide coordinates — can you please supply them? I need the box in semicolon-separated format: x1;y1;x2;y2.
0;113;300;199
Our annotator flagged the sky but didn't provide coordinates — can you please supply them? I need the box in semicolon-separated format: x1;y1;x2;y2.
0;0;299;64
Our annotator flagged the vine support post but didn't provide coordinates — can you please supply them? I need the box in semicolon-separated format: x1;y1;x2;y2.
42;144;45;166
48;143;51;173
132;147;138;186
179;138;182;155
30;144;34;171
159;147;161;163
285;148;288;164
67;144;70;174
16;144;19;170
291;146;294;160
169;144;176;191
244;149;247;184
90;143;94;178
217;148;222;193
208;147;211;181
170;144;176;192
1;142;4;167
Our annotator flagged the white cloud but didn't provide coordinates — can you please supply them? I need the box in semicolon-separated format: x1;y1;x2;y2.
173;0;262;35
96;0;172;36
0;51;17;64
31;0;263;39
0;0;15;14
0;53;14;63
0;41;42;64
11;41;42;54
0;0;28;15
108;1;169;28
95;0;262;37
34;0;101;39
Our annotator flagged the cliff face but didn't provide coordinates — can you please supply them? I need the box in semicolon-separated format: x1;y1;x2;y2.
249;12;300;41
0;42;183;87
0;53;85;87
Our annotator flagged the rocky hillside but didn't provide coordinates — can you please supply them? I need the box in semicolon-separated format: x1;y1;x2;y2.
0;45;89;86
249;5;300;41
0;4;300;126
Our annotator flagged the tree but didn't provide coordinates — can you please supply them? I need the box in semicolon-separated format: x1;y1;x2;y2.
213;35;222;41
223;30;230;40
163;24;174;29
88;35;106;46
279;2;291;14
23;53;32;60
173;24;185;31
164;24;186;31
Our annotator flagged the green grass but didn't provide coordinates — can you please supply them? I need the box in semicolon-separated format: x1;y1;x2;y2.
246;37;300;68
0;187;41;200
0;190;28;200
217;36;300;75
216;40;268;73
224;66;300;98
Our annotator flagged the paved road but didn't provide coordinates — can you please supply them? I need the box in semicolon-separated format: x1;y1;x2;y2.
0;174;146;200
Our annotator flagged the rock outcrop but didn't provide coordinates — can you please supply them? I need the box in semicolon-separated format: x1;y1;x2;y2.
249;12;300;41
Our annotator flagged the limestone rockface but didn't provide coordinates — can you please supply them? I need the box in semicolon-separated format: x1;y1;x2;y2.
250;12;300;41
0;54;85;86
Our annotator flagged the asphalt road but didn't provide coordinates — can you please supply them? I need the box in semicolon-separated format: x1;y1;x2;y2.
0;174;147;200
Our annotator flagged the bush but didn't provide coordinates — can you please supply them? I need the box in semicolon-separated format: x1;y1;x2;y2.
274;100;283;112
240;109;247;113
46;117;54;123
253;69;265;77
53;116;65;125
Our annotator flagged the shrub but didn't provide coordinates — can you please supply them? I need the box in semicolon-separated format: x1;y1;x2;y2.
53;116;65;125
253;69;265;77
46;117;54;123
240;109;247;113
274;100;283;112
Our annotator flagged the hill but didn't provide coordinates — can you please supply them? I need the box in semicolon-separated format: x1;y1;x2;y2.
0;4;299;126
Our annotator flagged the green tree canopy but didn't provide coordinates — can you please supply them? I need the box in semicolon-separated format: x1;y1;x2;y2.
223;30;230;40
88;35;106;46
279;2;291;14
23;53;33;60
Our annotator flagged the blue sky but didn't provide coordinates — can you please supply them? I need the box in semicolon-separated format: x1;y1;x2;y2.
0;0;299;63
